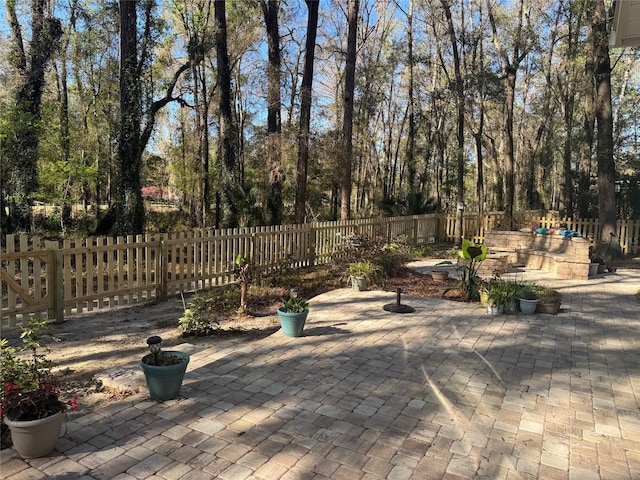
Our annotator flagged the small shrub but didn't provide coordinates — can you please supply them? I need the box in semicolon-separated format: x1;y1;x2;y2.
375;251;408;278
414;244;435;257
178;293;221;336
537;288;562;304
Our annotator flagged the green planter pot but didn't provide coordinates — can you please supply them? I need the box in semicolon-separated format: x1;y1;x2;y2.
277;307;309;337
141;351;190;401
518;298;539;315
4;411;64;458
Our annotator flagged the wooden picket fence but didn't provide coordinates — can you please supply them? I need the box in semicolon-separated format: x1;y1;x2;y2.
1;214;440;328
2;211;638;329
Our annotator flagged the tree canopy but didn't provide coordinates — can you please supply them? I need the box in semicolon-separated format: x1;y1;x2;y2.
1;0;638;236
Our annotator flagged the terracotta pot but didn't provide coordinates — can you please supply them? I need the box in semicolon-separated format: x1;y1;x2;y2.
431;271;449;282
4;411;64;458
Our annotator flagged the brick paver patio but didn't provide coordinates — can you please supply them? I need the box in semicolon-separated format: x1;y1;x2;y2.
2;265;640;479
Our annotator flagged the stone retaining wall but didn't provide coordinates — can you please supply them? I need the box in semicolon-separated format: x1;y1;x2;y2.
482;230;591;280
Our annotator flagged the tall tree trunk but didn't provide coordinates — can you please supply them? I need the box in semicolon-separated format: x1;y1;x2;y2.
405;0;416;202
294;0;319;224
261;0;283;225
578;56;596;219
341;0;358;220
502;68;517;229
215;0;240;228
115;0;145;235
191;60;210;228
441;0;465;247
590;0;618;256
56;35;72;231
488;0;530;230
2;0;62;233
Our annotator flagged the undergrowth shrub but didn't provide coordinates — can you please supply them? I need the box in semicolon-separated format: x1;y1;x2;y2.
178;289;239;336
331;232;415;280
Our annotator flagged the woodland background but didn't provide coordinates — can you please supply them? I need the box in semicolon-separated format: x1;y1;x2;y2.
0;0;638;244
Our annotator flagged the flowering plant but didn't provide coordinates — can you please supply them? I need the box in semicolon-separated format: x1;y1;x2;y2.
0;318;78;422
1;380;78;421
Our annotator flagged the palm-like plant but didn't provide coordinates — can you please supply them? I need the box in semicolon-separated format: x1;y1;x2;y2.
438;239;487;301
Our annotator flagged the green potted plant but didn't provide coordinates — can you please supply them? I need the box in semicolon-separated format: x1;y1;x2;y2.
277;295;310;337
485;279;521;314
536;288;562;314
485;280;508;314
1;319;78;458
347;260;381;291
501;279;523;314
141;336;190;401
517;284;540;314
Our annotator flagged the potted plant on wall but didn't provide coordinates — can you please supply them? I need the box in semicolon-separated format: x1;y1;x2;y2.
347;260;381;291
1;319;78;458
141;336;190;401
277;295;310;337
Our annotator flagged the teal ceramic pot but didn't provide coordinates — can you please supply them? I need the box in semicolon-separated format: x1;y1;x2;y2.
277;308;309;337
141;351;190;401
518;298;539;315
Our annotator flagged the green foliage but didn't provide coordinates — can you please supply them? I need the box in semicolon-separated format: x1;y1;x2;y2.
0;318;75;422
536;287;562;304
282;296;309;313
178;293;221;336
334;232;412;281
414;244;435;257
348;261;381;280
485;279;522;306
517;284;540;300
438;239;487;302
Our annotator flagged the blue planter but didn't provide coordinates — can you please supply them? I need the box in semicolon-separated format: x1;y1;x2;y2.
518;298;539;315
277;308;309;337
141;351;190;401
